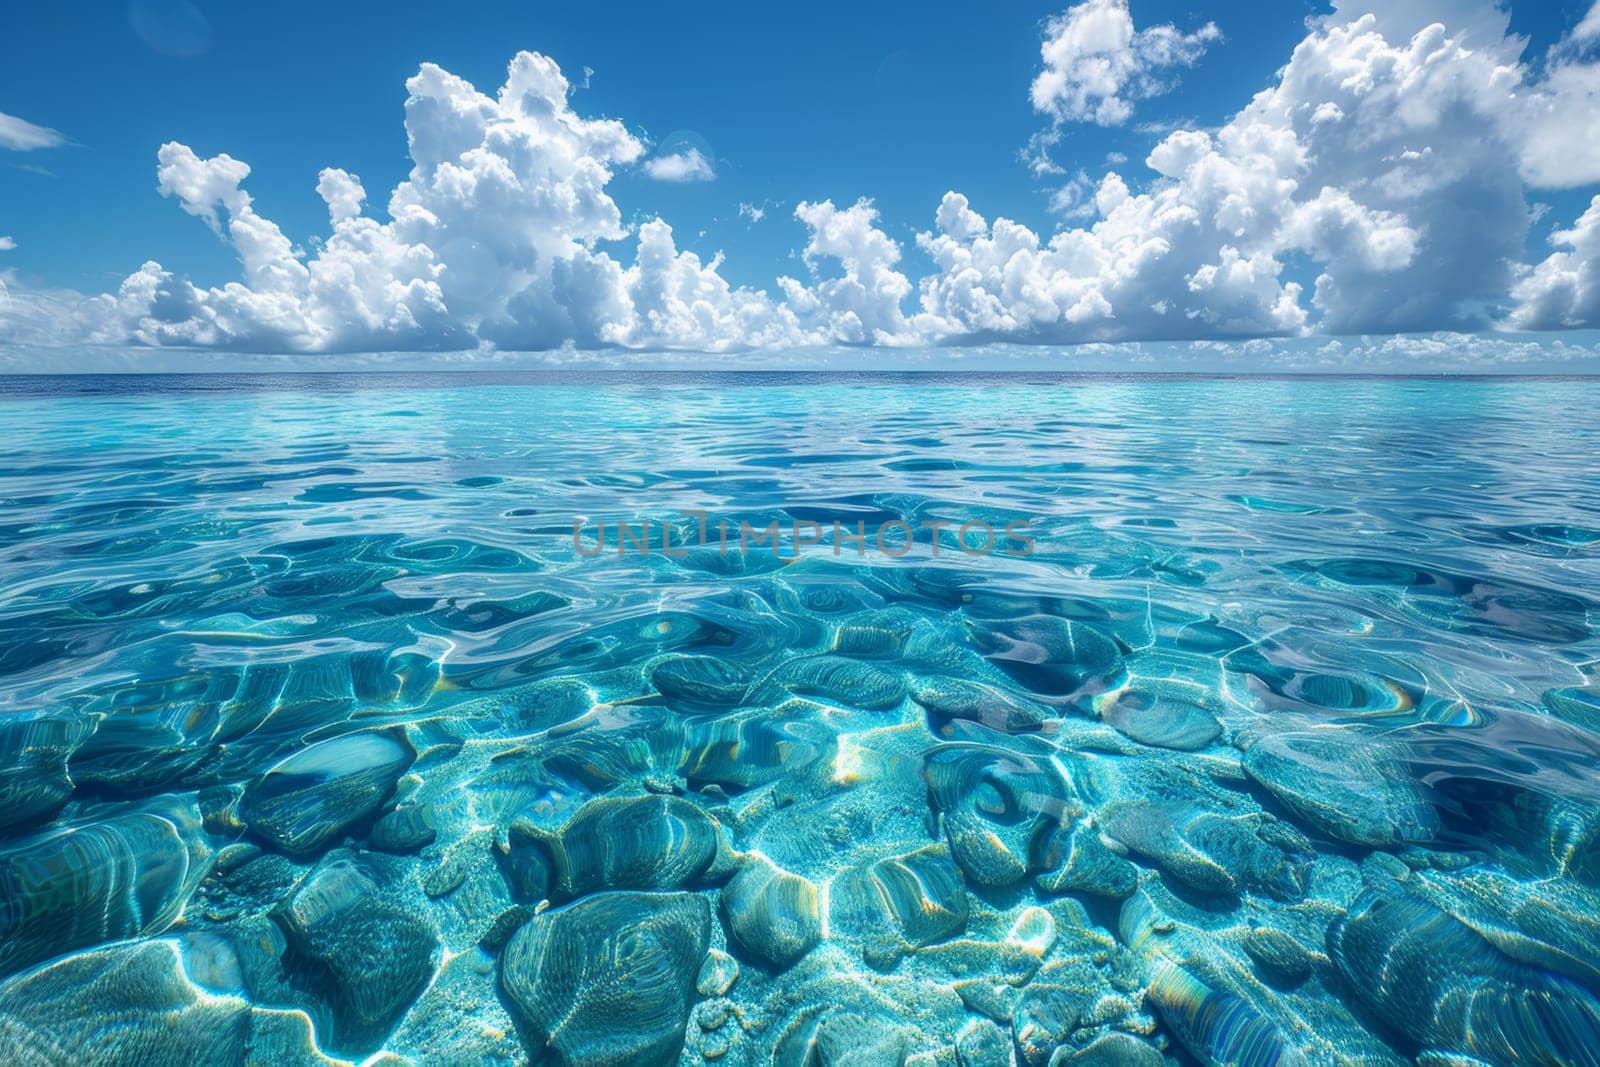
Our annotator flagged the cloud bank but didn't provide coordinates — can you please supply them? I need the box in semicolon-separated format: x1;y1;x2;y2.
5;0;1600;358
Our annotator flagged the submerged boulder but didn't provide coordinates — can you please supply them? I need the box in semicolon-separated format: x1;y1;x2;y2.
828;843;969;963
500;891;711;1067
1241;731;1437;848
719;855;821;968
1329;888;1600;1066
0;937;330;1065
0;713;89;833
678;705;833;791
1033;819;1139;899
911;676;1053;735
650;654;753;708
773;1007;910;1067
240;729;413;856
762;655;908;711
967;615;1122;700
274;852;440;1053
0;797;212;977
924;742;1067;887
502;793;725;903
1100;800;1309;901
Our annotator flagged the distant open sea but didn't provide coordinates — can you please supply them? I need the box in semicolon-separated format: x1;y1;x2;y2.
2;372;1598;1066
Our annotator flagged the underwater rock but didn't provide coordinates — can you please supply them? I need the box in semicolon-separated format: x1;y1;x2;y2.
1100;800;1307;901
679;704;833;790
1257;667;1419;717
0;713;88;833
954;979;1020;1024
968;615;1122;700
1033;820;1139;899
696;948;740;997
67;713;219;793
1092;648;1228;752
451;675;595;734
500;891;711;1067
1095;685;1222;752
535;706;690;793
240;729;413;856
274;852;440;1053
916;934;1048;988
695;999;731;1032
422;840;473;898
832;607;971;672
719;855;821;968
467;746;594;830
476;904;535;953
834;618;912;660
651;654;753;708
1012;980;1094;1066
0;797;211;977
829;844;970;961
502;793;726;903
1328;888;1600;1066
1241;730;1438;847
1051;1032;1166;1065
1008;906;1058;958
763;655;908;710
1242;926;1315;986
924;743;1067;887
1409;865;1600;991
0;937;330;1065
912;676;1054;735
214;840;263;870
201;851;300;921
369;801;436;853
385;946;523;1065
1102;698;1221;751
955;1017;1012;1067
1146;961;1306;1067
1497;792;1600;885
774;1008;910;1067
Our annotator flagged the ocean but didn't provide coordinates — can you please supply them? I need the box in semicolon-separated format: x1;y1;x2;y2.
1;372;1598;1065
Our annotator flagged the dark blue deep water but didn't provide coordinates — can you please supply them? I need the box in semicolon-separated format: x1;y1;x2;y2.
2;373;1599;1066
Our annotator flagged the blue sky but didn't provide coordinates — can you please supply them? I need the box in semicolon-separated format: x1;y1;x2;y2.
3;0;1600;368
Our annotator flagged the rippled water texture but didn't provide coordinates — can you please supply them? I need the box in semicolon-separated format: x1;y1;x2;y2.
3;372;1600;1066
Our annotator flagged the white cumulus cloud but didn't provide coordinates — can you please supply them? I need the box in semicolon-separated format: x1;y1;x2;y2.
642;147;716;182
2;53;923;355
914;9;1533;343
66;54;823;353
781;199;912;345
1511;195;1600;328
1030;0;1220;127
1515;12;1600;189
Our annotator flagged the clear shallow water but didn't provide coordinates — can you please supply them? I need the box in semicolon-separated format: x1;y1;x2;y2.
1;373;1599;1065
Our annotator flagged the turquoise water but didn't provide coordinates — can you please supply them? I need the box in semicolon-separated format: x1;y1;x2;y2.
2;373;1600;1066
